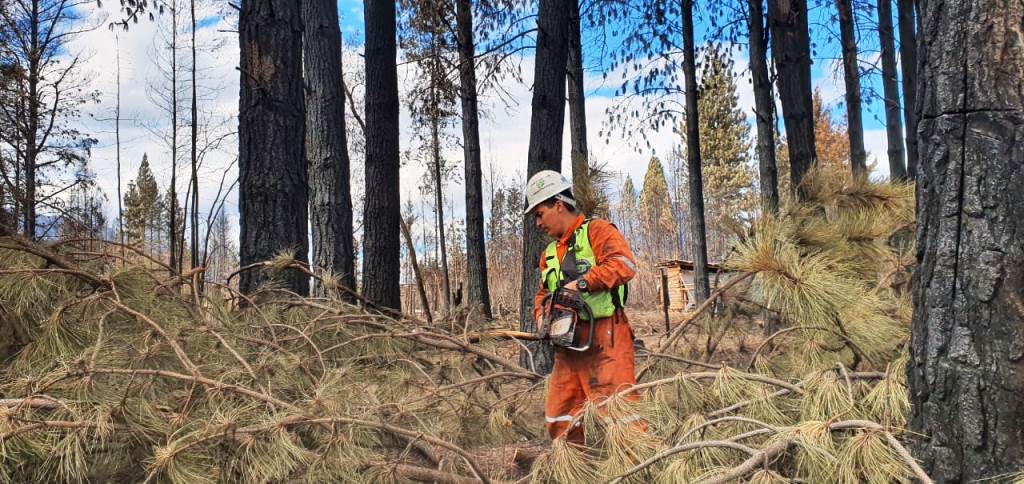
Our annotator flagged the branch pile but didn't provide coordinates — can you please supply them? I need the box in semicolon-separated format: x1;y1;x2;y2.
0;166;930;483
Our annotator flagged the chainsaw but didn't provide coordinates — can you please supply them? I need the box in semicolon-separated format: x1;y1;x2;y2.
537;286;595;352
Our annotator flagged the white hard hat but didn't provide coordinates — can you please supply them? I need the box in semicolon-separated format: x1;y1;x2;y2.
524;170;575;214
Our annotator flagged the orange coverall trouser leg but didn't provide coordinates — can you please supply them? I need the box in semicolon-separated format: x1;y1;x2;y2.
544;315;639;443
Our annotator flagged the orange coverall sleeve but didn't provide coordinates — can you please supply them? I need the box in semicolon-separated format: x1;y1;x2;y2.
581;219;637;292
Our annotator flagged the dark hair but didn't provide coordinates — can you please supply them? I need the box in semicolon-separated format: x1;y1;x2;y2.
538;189;577;213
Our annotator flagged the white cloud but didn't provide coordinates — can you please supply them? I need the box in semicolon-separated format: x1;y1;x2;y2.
70;3;241;236
63;5;899;252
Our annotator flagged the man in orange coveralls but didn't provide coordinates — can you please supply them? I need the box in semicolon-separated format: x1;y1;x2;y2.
524;170;641;443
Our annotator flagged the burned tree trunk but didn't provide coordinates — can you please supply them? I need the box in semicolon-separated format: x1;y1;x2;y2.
897;0;918;179
682;0;710;304
835;0;867;177
519;0;570;373
878;0;907;180
362;0;402;311
238;0;309;296
567;0;591;214
768;0;816;197
304;0;356;299
456;0;493;320
748;0;778;214
908;0;1024;480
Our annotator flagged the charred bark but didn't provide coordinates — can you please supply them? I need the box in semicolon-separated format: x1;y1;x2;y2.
682;0;710;304
519;0;570;373
304;0;356;299
835;0;868;177
567;0;590;214
897;0;918;179
908;0;1024;480
362;0;402;310
768;0;816;197
238;0;309;296
878;0;907;180
747;0;778;214
22;0;39;239
456;0;493;320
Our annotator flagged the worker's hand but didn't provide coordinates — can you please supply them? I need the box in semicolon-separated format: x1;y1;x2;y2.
563;280;579;292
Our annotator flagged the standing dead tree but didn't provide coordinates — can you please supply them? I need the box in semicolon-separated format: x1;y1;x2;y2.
908;0;1024;479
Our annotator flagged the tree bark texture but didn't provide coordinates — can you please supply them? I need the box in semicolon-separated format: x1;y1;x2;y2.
519;0;570;374
682;0;710;304
303;0;356;299
23;0;40;239
748;0;779;215
238;0;309;296
567;0;590;214
456;0;493;320
835;0;868;177
361;0;402;311
897;0;919;179
768;0;816;198
908;1;1024;481
878;0;908;180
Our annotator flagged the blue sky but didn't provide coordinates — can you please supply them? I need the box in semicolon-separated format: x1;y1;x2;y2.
336;0;896;134
69;0;905;248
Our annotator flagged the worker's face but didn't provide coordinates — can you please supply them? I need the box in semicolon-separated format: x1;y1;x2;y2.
532;201;571;239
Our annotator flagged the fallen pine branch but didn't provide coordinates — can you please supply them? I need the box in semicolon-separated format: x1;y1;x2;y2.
611;419;933;484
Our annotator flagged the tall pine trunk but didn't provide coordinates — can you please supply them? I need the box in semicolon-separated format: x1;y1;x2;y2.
23;0;39;239
567;0;590;214
878;0;907;180
908;0;1024;479
747;0;778;214
431;108;452;316
169;1;180;273
362;0;402;311
519;0;570;373
456;0;493;320
116;35;124;256
238;0;309;296
768;0;816;197
897;0;918;179
682;0;710;304
835;0;867;177
190;0;199;274
304;0;356;299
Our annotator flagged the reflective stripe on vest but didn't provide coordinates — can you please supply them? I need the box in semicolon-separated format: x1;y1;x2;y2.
541;219;626;319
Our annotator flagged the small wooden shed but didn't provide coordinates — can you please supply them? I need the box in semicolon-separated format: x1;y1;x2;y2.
656;259;736;312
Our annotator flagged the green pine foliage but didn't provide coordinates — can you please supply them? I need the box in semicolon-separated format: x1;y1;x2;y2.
122;154;163;250
639;156;677;260
694;46;756;257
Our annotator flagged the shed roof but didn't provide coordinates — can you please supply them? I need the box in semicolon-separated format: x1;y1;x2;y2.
655;259;728;272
